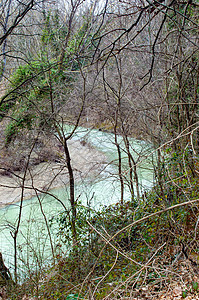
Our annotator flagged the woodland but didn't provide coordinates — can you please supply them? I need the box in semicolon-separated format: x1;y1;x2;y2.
0;0;198;299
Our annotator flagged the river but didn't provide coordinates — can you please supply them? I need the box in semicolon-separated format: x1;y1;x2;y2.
0;126;155;279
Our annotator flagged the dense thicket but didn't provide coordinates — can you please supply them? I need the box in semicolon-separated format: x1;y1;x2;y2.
0;0;198;298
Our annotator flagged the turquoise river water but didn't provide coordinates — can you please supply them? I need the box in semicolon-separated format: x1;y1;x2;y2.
0;126;155;279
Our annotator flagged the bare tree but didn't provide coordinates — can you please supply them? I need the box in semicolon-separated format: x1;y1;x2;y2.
0;0;198;296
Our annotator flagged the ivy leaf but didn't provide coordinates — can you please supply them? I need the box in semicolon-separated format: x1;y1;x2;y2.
182;290;187;298
192;281;198;291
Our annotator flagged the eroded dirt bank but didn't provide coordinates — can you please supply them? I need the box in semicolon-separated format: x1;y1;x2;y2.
0;138;106;207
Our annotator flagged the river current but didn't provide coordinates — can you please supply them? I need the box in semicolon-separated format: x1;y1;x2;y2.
0;126;155;279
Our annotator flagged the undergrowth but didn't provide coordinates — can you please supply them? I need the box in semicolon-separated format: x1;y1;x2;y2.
7;174;199;299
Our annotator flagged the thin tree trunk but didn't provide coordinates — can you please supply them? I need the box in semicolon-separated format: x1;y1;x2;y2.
63;138;77;245
114;110;124;206
122;135;135;201
13;141;35;283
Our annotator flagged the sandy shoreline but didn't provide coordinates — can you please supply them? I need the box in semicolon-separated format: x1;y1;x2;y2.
0;139;106;208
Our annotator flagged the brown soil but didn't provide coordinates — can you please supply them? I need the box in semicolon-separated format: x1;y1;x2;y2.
0;128;106;207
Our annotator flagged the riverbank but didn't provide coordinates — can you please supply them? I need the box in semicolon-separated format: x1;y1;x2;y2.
0;138;106;207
